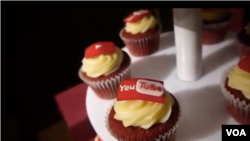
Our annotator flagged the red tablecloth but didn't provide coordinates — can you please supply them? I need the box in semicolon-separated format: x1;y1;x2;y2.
55;83;96;141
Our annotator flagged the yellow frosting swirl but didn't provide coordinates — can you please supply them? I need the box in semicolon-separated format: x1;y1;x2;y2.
228;65;250;99
114;92;173;129
125;15;157;34
202;8;229;21
245;23;250;35
81;48;123;78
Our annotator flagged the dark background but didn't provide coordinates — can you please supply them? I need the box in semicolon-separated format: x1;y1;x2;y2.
2;7;250;141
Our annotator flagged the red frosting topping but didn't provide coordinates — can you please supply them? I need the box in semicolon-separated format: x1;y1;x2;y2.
84;41;116;59
123;9;151;23
117;78;165;103
238;54;250;73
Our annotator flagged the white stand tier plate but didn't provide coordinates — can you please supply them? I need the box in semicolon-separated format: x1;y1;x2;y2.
86;32;239;141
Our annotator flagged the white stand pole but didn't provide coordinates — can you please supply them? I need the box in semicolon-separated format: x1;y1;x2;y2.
173;8;202;82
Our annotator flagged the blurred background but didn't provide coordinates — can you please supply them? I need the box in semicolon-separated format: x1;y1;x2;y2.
2;7;250;141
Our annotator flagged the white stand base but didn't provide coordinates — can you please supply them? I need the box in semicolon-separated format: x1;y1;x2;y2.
86;32;239;141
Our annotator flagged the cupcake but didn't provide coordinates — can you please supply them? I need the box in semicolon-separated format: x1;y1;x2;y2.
221;55;250;124
119;9;161;57
237;22;250;59
202;8;232;45
107;78;180;141
79;41;131;99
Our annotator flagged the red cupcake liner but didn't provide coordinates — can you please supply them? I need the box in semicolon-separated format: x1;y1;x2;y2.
202;18;232;45
119;28;161;57
79;67;131;99
106;95;180;141
220;68;250;125
238;42;250;59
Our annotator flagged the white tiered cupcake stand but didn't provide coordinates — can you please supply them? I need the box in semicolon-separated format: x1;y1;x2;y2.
86;32;239;141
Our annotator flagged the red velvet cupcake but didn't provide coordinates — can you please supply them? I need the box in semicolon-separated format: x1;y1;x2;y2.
119;9;161;57
107;78;180;141
79;41;131;99
220;55;250;125
202;8;232;45
237;22;250;59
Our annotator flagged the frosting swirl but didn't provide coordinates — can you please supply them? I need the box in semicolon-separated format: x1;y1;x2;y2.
202;8;229;21
228;65;250;99
125;15;157;34
81;47;123;78
114;92;173;129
